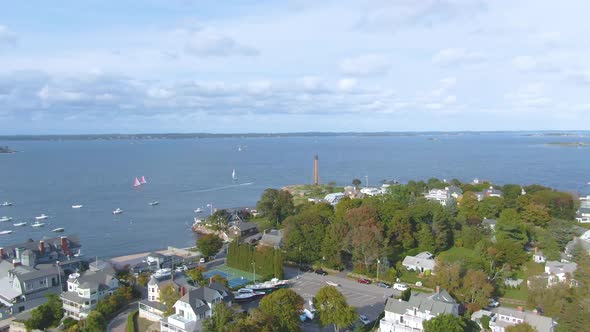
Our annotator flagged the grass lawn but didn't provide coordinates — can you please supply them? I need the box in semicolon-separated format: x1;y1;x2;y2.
502;286;528;303
437;246;481;267
137;317;154;332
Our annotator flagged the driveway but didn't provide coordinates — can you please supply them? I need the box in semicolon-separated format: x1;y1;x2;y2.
107;302;137;332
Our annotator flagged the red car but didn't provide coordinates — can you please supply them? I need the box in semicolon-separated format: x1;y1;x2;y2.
357;278;371;284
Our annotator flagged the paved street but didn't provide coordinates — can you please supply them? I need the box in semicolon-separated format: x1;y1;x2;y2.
286;268;399;323
107;303;137;332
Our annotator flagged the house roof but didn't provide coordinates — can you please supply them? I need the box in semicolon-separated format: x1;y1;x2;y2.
12;265;59;282
494;307;555;332
545;261;577;274
71;270;117;290
402;255;436;270
139;299;168;312
384;289;458;317
177;283;232;315
260;229;283;247
482;218;497;225
231;222;258;232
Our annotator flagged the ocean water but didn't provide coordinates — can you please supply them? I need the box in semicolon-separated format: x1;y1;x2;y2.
0;133;589;258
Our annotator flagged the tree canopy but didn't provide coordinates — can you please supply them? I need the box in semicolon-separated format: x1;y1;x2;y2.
258;289;304;332
313;286;357;332
423;314;466;332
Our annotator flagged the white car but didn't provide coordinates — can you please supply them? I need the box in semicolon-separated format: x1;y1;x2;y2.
393;283;409;291
488;299;500;308
359;315;370;325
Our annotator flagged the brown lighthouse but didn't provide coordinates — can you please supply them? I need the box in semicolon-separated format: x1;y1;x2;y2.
313;154;319;185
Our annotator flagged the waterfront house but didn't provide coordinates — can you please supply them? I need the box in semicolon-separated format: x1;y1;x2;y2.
474;187;503;201
0;260;62;315
360;187;382;196
489;307;556;332
61;270;119;320
402;252;436;273
324;192;345;205
141;274;196;322
424;186;462;206
380;287;459;332
0;235;82;272
259;229;283;249
160;282;233;332
227;221;259;240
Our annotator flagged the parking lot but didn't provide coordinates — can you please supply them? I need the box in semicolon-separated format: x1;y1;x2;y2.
286;268;400;323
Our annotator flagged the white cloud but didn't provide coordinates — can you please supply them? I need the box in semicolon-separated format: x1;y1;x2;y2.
147;87;174;99
182;28;259;57
506;83;551;109
340;54;390;76
443;95;457;104
432;48;485;66
337;78;357;91
512;56;537;71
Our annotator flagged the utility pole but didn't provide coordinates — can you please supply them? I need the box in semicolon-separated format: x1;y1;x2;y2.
252;261;256;283
298;246;302;277
376;259;381;282
56;260;62;290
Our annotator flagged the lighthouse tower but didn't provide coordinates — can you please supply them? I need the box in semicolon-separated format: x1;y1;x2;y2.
313;154;319;185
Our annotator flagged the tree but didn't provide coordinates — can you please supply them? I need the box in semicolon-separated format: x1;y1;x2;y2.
496;208;528;246
431;261;462;295
159;284;181;316
417;224;435;253
256;188;295;225
25;294;63;330
258;289;304;332
478;196;505;219
84;311;107;332
203;302;236;332
187;266;206;285
458;192;480;223
198;234;223;258
423;314;465;332
344;206;384;271
505;322;537;332
137;272;150;287
352;178;362;188
314;286;357;332
520;203;551;226
459;270;494;312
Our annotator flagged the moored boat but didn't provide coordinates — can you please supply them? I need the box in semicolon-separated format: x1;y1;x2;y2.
0;216;12;222
72;204;83;209
113;208;123;215
153;268;171;278
31;221;45;227
52;227;65;233
233;288;265;302
1;202;12;207
0;230;13;235
149;201;159;206
194;208;203;213
13;222;27;227
35;214;49;220
245;278;291;293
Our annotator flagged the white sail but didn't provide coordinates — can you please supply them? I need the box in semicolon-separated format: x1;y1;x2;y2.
232;169;237;180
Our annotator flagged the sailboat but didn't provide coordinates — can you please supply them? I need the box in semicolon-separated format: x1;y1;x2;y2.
232;169;238;181
141;176;147;184
133;177;141;187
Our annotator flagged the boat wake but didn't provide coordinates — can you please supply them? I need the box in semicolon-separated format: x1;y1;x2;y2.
180;182;255;194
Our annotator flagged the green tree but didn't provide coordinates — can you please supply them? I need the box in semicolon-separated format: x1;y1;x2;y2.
256;188;295;225
501;184;523;208
520;203;551;226
314;286;357;332
458;192;480;223
25;294;63;330
417;224;435;253
505;322;537;332
187;266;206;285
459;269;494;312
159;284;181;316
496;208;528;245
478;196;505;219
258;289;304;332
203;302;236;332
84;311;107;332
137;272;150;287
423;314;465;332
198;234;223;258
352;178;362;188
431;261;462;296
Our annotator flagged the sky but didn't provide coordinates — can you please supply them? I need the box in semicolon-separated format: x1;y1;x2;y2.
1;0;590;134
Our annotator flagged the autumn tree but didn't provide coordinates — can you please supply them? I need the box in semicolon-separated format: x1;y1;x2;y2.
314;286;357;332
159;284;181;316
459;270;494;312
431;261;462;295
343;206;384;271
505;323;536;332
520;203;551;226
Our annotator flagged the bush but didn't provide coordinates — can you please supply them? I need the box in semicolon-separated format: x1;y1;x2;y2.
127;310;138;332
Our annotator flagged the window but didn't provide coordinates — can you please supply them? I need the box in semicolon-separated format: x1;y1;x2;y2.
400;316;404;323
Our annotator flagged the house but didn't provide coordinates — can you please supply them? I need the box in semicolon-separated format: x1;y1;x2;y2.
424;186;462;206
402;252;436;273
576;206;590;223
259;229;283;249
360;187;382;196
160;282;233;332
542;261;577;287
475;187;503;201
380;287;459;332
533;248;546;264
489;307;556;332
61;270;119;320
324;193;345;205
482;218;497;231
141;274;196;322
564;230;590;258
0;235;82;272
0;261;62;315
227;221;259;240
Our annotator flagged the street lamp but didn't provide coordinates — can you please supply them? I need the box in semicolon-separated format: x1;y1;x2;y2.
56;260;62;290
298;246;302;276
376;259;381;282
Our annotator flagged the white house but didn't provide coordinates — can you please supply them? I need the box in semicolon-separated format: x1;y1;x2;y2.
160;282;233;332
360;187;382;196
475;187;503;201
380;288;459;332
543;261;577;287
402;252;436;273
61;270;119;320
533;248;546;264
424;186;462;206
324;193;345;205
576;206;590;223
489;307;556;332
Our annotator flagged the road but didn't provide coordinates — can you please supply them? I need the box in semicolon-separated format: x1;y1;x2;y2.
107;302;137;332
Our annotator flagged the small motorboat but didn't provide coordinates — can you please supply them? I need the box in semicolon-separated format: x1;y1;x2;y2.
0;216;12;222
0;230;13;235
72;205;83;209
13;222;27;227
31;221;45;228
52;227;65;233
194;208;203;213
149;201;159;206
234;288;265;303
1;202;13;207
35;214;49;220
112;208;123;215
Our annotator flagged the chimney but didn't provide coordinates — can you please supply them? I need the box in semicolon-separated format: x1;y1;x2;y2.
0;247;4;259
39;240;45;254
12;259;21;268
436;285;440;294
15;247;23;260
181;286;186;296
60;237;69;255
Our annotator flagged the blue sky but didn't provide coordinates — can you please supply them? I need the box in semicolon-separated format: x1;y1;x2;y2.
1;0;589;134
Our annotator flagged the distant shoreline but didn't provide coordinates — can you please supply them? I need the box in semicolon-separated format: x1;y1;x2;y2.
0;146;15;153
0;130;589;141
546;142;590;147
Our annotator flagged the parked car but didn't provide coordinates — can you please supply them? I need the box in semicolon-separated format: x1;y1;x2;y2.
377;282;391;288
393;283;409;291
359;315;370;325
488;299;500;308
314;269;328;276
357;278;371;284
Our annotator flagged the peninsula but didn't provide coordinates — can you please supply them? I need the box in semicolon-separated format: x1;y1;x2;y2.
0;146;15;153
